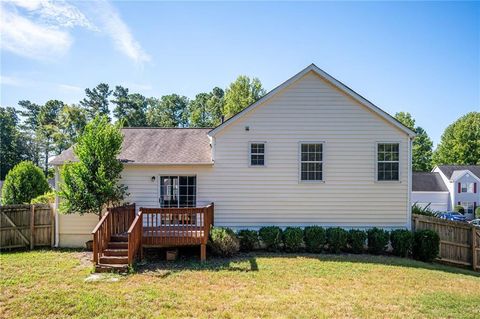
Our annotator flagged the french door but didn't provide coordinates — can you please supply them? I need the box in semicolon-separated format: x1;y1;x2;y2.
160;176;196;208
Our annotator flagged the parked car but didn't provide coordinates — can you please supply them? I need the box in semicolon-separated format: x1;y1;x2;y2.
468;219;480;228
438;212;467;222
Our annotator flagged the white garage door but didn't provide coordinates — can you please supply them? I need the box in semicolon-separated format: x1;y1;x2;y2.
411;192;449;212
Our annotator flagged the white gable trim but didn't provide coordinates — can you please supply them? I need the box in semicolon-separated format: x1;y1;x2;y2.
208;64;416;138
450;170;480;183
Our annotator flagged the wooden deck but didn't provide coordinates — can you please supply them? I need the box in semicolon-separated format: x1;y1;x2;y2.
92;203;214;271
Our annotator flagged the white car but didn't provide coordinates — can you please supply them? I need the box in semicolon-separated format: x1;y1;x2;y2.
468;219;480;228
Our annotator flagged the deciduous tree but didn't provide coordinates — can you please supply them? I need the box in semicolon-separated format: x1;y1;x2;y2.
223;76;265;119
147;94;189;127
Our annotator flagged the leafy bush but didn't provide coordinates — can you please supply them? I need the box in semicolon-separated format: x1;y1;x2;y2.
412;202;437;217
208;227;240;257
454;205;465;214
326;227;348;253
259;226;283;251
476;207;480;219
238;229;259;252
367;228;389;254
348;229;367;254
1;161;50;205
283;227;304;252
304;226;326;253
31;191;55;204
390;229;413;257
413;229;440;262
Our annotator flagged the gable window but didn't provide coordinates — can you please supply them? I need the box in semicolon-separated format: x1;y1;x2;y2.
460;182;474;193
250;142;265;166
160;176;196;207
377;143;399;181
300;143;323;181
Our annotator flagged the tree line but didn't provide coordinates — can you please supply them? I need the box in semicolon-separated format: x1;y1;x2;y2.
1;74;478;181
0;75;266;179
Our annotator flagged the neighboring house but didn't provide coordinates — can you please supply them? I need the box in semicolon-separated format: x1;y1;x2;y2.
51;64;416;248
412;165;479;219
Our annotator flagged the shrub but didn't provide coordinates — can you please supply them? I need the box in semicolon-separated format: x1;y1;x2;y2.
208;227;240;257
367;228;389;254
412;202;437;217
259;226;283;251
238;229;259;252
348;229;367;254
31;191;55;204
413;229;440;262
304;226;326;253
454;205;465;214
283;227;304;252
1;161;50;205
476;207;480;219
326;227;348;253
390;229;413;257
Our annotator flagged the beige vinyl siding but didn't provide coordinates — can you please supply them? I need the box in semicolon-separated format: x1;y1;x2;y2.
210;71;409;228
58;213;98;247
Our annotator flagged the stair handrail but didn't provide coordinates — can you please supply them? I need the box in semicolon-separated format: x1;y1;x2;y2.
91;209;112;264
127;211;143;265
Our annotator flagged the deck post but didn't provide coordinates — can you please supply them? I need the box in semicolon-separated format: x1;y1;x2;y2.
200;244;206;262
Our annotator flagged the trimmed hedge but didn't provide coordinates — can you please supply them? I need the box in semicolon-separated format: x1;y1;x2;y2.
259;226;283;251
348;229;367;254
238;229;259;252
367;228;389;255
326;227;348;253
283;227;304;252
304;226;326;253
208;227;240;257
390;229;413;257
413;229;440;262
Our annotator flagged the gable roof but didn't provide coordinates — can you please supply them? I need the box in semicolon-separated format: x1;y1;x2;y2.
208;64;416;138
436;165;480;181
50;128;213;165
412;172;448;192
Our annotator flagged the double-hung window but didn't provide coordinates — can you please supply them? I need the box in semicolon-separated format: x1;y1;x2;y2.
460;183;474;193
377;143;400;181
250;142;265;166
300;143;323;181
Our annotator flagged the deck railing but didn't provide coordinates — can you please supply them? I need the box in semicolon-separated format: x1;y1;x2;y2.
92;203;136;264
140;203;214;248
127;211;143;265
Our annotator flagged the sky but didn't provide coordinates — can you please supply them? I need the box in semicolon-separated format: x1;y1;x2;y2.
1;1;479;146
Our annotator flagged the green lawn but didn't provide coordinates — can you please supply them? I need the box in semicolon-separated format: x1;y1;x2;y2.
1;250;479;319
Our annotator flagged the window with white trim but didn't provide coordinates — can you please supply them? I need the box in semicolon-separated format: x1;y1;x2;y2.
160;176;196;207
460;201;474;214
377;143;399;181
461;182;474;193
250;142;265;166
300;143;323;181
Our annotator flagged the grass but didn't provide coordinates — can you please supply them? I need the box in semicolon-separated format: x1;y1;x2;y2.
1;249;479;318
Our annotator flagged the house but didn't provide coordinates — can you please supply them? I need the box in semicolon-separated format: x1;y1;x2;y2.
412;165;479;219
51;64;416;250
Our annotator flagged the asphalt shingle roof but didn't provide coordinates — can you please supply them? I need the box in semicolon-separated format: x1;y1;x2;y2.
50;128;213;165
412;172;448;192
436;165;480;180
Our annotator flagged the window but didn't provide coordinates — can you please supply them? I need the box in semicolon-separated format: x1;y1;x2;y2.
300;143;323;181
461;183;474;193
250;142;265;166
160;176;196;207
377;143;399;181
460;202;474;214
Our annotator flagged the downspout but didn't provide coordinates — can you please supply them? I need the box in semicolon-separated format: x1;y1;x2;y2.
54;165;60;247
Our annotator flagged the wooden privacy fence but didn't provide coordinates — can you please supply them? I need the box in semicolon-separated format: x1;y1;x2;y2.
412;214;480;271
0;204;54;250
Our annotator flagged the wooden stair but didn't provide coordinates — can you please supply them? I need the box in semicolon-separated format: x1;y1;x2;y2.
95;234;129;273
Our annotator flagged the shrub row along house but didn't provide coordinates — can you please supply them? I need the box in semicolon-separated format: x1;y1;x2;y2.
412;165;479;219
51;64;416;265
